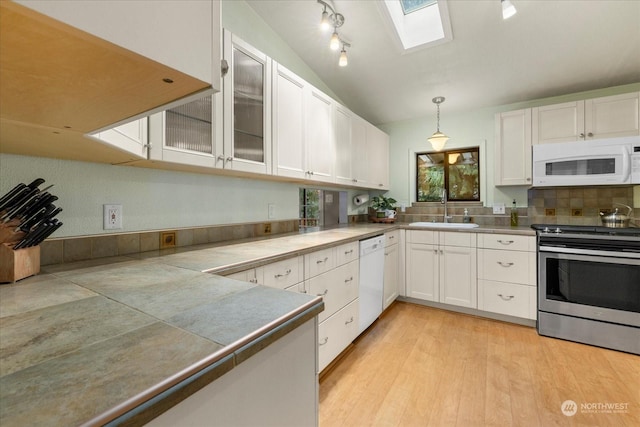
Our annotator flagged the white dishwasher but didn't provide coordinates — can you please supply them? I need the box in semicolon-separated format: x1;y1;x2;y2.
358;235;385;334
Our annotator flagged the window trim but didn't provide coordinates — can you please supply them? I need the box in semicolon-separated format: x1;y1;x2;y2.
415;146;481;202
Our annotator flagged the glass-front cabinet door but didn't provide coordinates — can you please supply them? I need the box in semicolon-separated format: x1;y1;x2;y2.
147;93;217;168
222;30;272;174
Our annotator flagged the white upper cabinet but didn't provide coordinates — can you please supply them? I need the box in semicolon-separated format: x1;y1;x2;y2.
335;105;369;187
16;0;221;89
223;30;272;174
367;124;390;190
533;92;640;144
584;92;640;139
147;94;218;168
272;63;307;179
89;118;149;160
494;109;532;186
305;88;335;183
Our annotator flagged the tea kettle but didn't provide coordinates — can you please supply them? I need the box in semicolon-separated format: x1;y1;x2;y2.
599;203;632;228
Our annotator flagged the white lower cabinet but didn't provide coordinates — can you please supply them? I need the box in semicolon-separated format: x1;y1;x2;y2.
383;230;400;310
225;267;263;285
308;261;358;323
477;233;537;320
147;318;317;427
405;230;477;309
305;242;360;372
317;299;359;372
262;256;304;290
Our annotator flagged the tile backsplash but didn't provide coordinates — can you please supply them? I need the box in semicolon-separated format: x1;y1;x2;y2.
528;186;637;225
40;220;299;266
397;185;638;227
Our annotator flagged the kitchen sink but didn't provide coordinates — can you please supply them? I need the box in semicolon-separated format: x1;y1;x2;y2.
409;222;480;229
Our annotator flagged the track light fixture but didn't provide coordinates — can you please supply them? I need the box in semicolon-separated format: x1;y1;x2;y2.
501;0;517;20
427;97;449;151
317;0;351;66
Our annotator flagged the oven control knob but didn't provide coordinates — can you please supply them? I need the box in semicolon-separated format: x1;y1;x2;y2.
555;228;562;233
543;227;550;233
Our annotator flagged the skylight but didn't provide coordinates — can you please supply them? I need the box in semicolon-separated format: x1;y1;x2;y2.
380;0;452;52
400;0;437;15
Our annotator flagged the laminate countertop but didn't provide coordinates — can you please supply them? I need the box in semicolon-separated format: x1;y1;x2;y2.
0;222;533;426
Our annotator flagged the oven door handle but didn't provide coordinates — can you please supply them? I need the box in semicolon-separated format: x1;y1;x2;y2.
539;245;640;259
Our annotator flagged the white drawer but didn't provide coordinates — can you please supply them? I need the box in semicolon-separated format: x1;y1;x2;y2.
478;280;535;320
407;230;436;244
478;249;533;285
318;298;359;372
336;241;359;266
285;282;307;294
441;231;476;247
308;260;359;322
305;247;336;279
384;230;400;247
477;233;534;251
262;256;303;289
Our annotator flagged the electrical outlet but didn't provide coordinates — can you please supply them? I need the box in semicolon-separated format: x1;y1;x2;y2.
160;231;176;248
492;203;505;215
103;204;123;230
264;223;272;234
268;203;275;219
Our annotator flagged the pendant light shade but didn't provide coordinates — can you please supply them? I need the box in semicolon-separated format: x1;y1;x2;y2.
339;47;348;67
428;96;449;151
330;31;340;50
501;0;517;20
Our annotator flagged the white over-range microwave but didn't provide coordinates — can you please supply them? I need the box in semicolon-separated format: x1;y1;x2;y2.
532;136;640;187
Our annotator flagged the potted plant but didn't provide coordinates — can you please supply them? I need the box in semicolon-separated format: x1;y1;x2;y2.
371;195;398;219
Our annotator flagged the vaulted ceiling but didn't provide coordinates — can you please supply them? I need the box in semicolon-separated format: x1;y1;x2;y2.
246;0;640;125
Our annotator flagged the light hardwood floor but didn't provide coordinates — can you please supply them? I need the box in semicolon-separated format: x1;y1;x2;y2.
319;302;639;427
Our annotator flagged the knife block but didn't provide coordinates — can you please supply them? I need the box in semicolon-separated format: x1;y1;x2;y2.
0;243;40;283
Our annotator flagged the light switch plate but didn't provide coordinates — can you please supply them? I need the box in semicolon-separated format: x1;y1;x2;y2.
493;203;505;214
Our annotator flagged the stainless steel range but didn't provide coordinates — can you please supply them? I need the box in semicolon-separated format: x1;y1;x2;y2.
532;224;640;354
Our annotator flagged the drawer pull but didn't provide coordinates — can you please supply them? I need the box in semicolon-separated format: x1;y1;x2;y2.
497;262;514;267
317;289;328;296
319;337;328;346
345;276;354;283
344;249;354;255
317;257;329;265
498;294;515;301
249;278;258;284
497;239;514;245
274;269;292;278
345;316;354;325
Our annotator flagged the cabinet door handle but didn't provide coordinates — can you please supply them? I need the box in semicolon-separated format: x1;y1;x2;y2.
317;289;328;296
317;257;329;264
345;316;354;325
579;132;585;139
344;276;353;283
587;132;594;137
439;249;444;255
249;278;258;284
498;294;515;301
216;155;224;162
497;262;514;267
434;249;438;255
319;337;328;346
274;269;292;278
226;156;233;162
497;240;514;245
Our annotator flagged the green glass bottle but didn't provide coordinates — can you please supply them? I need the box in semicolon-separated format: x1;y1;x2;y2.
510;199;518;226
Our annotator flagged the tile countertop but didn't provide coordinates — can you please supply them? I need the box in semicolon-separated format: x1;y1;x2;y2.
0;222;533;426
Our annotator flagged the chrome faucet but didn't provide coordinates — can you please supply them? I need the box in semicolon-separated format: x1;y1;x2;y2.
441;189;453;223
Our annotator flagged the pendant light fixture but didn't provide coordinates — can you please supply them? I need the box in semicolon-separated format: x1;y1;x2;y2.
338;41;350;67
501;0;517;20
428;96;449;151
